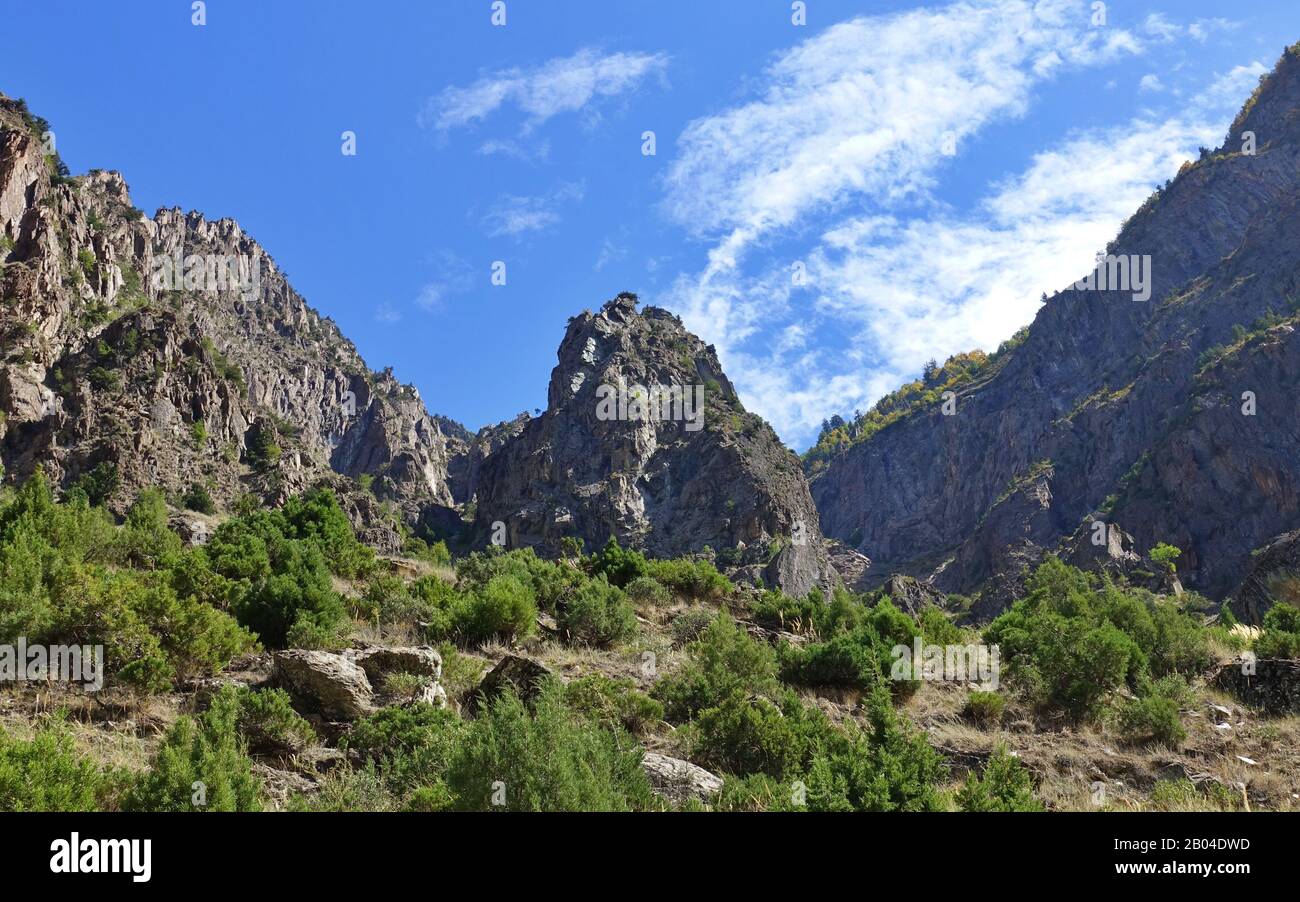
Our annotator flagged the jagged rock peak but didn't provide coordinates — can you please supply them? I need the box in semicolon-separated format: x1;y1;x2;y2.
472;294;838;595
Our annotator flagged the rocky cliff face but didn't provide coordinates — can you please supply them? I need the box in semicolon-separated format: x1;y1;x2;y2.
809;45;1300;616
471;295;838;595
0;93;461;536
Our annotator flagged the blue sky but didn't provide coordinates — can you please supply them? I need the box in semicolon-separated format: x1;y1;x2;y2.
2;0;1297;448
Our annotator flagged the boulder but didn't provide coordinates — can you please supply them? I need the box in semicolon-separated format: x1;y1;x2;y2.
1212;658;1300;715
273;650;375;720
881;574;946;615
347;645;443;683
473;654;554;711
641;752;723;805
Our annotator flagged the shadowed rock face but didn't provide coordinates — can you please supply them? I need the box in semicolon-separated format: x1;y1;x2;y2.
470;295;838;596
1233;529;1300;624
0;93;461;529
809;47;1300;616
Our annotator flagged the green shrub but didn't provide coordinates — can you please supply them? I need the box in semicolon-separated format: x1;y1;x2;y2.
561;574;637;646
919;606;963;645
1149;542;1181;573
288;766;398;812
205;500;358;649
625;575;671;607
446;681;654;811
244;420;281;469
343;703;465;804
653;614;780;722
986;559;1181;719
182;482;216;514
562;674;663;734
234;687;315;755
1257;603;1300;657
281;488;375;578
455;547;579;613
962;690;1005;726
670;607;715;647
778;600;919;694
752;586;865;637
692;691;820;780
1116;676;1188;747
956;745;1042;811
587;536;649;588
0;717;122;811
68;462;119;507
645;557;732;601
114;488;183;569
460;574;537;645
799;686;947;812
716;772;807;811
123;686;262;811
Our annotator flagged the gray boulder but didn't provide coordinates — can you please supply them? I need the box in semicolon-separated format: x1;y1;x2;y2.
641;752;723;805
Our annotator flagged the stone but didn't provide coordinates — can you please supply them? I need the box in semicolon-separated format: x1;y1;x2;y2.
273;650;375;721
641;752;723;805
473;654;554;710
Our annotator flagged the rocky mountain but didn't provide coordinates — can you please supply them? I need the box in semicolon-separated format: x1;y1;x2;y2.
807;44;1300;620
0;93;465;550
0;94;835;593
470;295;838;596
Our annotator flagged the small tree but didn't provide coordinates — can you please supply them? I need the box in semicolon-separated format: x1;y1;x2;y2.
1149;543;1181;574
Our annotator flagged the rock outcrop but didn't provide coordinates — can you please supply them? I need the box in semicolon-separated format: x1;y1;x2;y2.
1232;529;1300;624
272;645;447;720
1213;658;1300;715
808;46;1300;616
471;295;838;595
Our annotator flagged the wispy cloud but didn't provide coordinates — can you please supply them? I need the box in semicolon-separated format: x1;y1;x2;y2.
1143;12;1239;45
414;251;475;312
420;48;668;133
374;302;402;324
480;181;585;238
658;0;1251;447
595;237;627;272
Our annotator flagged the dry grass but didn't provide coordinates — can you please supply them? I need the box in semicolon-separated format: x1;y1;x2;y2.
902;675;1300;811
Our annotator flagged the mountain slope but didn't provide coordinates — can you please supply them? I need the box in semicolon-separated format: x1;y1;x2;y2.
808;44;1300;618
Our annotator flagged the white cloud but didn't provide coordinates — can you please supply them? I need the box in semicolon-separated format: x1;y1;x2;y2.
1195;62;1269;111
478;138;551;161
414;251;475;312
420;48;668;133
595;237;627;272
1143;12;1238;45
480;182;585;238
662;0;1141;286
675;115;1220;444
1141;13;1180;43
1139;74;1164;92
657;0;1256;447
374;303;402;324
